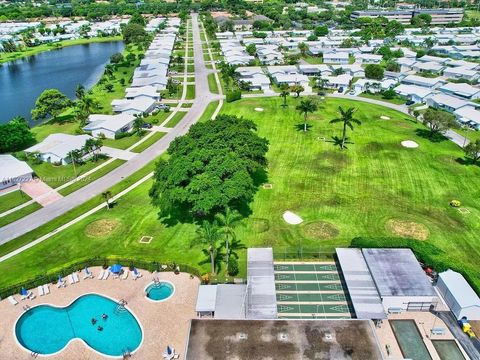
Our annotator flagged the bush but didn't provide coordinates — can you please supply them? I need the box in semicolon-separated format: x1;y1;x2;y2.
226;90;241;103
115;132;131;140
382;89;396;100
450;200;461;207
227;257;239;276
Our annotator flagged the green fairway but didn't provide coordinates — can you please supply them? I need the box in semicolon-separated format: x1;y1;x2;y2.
1;96;480;293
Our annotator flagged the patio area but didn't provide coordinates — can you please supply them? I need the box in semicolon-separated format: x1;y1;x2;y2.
0;267;199;359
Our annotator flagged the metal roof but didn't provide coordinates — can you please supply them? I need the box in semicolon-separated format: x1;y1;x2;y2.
363;248;436;297
215;284;247;319
195;285;217;313
336;248;386;320
246;248;277;319
438;270;480;309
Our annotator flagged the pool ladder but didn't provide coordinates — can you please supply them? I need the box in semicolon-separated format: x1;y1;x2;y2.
122;349;131;359
30;351;38;358
115;299;128;314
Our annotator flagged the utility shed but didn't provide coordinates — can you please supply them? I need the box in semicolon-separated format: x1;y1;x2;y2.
336;248;386;320
363;248;437;312
437;270;480;320
246;248;277;319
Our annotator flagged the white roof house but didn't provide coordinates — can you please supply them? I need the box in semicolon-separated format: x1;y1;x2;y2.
439;82;480;100
84;114;136;139
273;73;309;86
111;98;156;115
131;75;168;90
25;134;92;165
298;64;332;76
0;155;34;190
355;53;382;64
322;74;352;89
401;74;445;89
443;66;480;81
426;93;476;113
454;107;480;129
323;52;350;64
436;270;480;320
125;86;160;101
394;84;435;103
412;61;445;74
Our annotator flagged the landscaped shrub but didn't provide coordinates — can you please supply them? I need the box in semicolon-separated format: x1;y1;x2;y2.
450;200;461;207
226;90;241;103
227;258;239;276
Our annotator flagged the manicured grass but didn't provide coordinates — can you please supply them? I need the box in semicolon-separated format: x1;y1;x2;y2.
302;55;323;64
0;36;122;64
0;203;42;228
31;119;79;142
130;132;167;153
102;132;147;150
147;110;172;124
186;85;196;100
187;64;195;73
58;159;126;196
457;128;480;143
164;111;187;128
359;93;406;105
0;191;32;214
208;73;219;94
199;101;220;122
2;97;480;293
30;157;110;188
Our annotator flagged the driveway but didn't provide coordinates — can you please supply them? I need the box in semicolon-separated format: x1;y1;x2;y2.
0;13;217;244
100;146;137;161
21;179;62;207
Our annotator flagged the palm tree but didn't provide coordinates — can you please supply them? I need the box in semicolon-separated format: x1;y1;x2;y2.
329;106;361;150
75;84;85;100
133;116;144;135
315;76;328;94
215;208;242;269
67;149;82;177
279;87;290;108
102;191;112;210
296;98;318;132
298;42;309;56
193;221;221;275
83;138;103;161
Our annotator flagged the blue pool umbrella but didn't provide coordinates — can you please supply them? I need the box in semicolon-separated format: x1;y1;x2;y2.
167;346;172;355
133;267;139;275
20;287;27;296
110;264;122;274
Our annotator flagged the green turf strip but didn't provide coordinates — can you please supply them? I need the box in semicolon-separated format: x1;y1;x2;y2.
274;273;340;281
275;282;344;291
276;293;347;302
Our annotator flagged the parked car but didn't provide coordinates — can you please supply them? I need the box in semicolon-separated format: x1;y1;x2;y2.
349;90;356;95
406;100;415;106
142;123;153;129
157;104;170;110
338;87;344;93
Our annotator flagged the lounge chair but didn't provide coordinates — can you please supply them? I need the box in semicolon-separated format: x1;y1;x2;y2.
68;274;75;285
43;284;50;295
72;272;79;283
102;271;110;280
8;296;18;305
97;269;105;280
28;292;36;300
121;269;129;280
57;280;66;288
38;286;44;296
173;354;179;359
83;268;93;279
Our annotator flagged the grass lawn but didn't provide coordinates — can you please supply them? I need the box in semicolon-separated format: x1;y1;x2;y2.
208;73;219;94
147;111;172;124
199;101;220;122
31;119;79;142
0;191;32;214
457;128;480;143
0;36;122;64
360;93;406;105
102;132;147;150
30;157;110;188
187;64;195;73
302;55;323;64
164;112;187;128
58;159;126;196
130;132;167;153
0;203;42;228
2;97;480;293
186;85;196;100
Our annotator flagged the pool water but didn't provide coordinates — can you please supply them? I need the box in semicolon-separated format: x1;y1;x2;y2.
145;282;174;301
15;294;142;356
390;320;432;360
432;340;465;360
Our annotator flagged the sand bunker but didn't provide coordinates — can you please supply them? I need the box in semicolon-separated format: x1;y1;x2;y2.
283;211;303;225
254;108;264;112
401;140;419;148
380;116;390;120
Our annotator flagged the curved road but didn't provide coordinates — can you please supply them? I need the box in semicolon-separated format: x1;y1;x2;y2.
0;14;219;244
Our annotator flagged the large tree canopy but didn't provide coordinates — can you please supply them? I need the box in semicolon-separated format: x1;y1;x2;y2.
31;89;71;121
0;117;35;153
149;115;269;220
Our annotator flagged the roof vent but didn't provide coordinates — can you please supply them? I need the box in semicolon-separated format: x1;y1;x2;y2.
238;333;248;340
278;333;289;341
324;333;333;341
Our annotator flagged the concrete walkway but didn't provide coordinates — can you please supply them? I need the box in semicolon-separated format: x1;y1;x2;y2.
100;146;136;161
21;179;62;207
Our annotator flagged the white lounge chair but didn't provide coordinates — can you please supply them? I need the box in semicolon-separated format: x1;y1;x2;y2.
28;292;36;300
68;274;75;285
121;269;129;280
97;269;105;280
72;272;80;283
38;286;44;296
8;296;18;305
43;284;50;295
102;271;110;280
57;280;66;288
83;268;94;279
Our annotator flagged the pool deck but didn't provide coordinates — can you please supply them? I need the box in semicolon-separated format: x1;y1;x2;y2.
0;267;199;360
375;312;470;360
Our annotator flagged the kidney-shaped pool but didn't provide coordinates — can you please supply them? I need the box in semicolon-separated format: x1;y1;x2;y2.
15;293;142;357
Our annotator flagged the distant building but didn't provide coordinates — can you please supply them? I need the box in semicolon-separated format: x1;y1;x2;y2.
351;8;463;25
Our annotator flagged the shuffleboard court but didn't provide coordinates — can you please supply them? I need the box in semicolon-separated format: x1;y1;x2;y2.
274;261;353;319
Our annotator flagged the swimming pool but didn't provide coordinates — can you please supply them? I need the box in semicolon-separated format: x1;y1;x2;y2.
15;293;143;357
432;340;466;360
145;281;175;302
390;320;432;360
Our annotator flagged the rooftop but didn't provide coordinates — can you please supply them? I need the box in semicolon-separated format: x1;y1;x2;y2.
438;270;480;309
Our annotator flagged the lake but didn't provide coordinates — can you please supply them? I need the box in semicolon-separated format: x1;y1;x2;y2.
0;41;124;125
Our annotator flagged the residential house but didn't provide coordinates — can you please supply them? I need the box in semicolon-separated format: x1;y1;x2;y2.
454;107;480;130
355;54;382;64
111;98;156;115
25;134;93;165
323;52;349;64
426;93;476;113
401;74;445;89
394;84;435;103
321;74;352;90
235;66;271;91
125;86;160;101
443;66;480;82
298;64;332;76
439;82;480;100
84;114;136;139
0;155;33;190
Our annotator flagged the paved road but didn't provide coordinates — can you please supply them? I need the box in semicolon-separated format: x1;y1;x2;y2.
0;14;216;244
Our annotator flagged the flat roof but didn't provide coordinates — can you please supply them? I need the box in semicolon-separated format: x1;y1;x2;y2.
196;285;217;313
363;248;436;297
215;284;247;319
246;248;277;319
336;249;386;320
438;270;480;309
186;319;383;360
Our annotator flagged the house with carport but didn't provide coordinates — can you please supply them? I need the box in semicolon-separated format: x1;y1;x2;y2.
84;114;136;139
25;134;93;165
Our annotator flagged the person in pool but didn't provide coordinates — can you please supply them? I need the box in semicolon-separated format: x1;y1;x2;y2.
102;313;108;320
91;318;97;325
97;326;103;331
